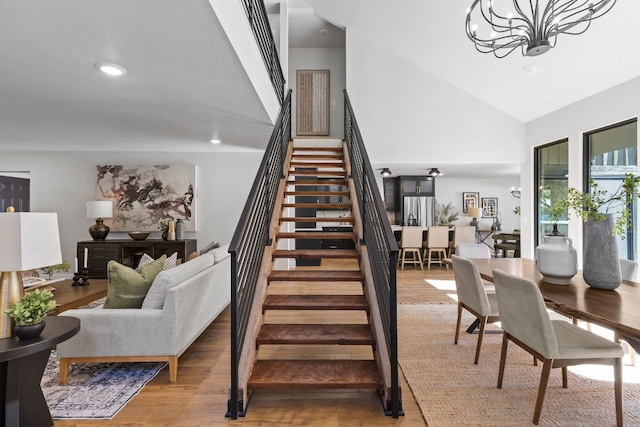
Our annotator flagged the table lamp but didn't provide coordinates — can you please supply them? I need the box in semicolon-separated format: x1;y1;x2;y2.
468;207;482;228
87;201;113;241
0;212;62;338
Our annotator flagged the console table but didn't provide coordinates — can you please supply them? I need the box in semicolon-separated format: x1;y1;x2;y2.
77;239;197;279
0;316;80;427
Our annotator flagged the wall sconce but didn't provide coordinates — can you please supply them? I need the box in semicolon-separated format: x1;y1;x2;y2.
380;168;392;177
510;188;521;198
428;168;442;178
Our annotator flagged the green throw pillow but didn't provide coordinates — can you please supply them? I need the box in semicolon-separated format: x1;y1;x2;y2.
103;255;166;309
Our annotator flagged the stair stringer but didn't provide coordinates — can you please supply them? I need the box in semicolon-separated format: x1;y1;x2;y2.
343;143;398;407
233;142;295;408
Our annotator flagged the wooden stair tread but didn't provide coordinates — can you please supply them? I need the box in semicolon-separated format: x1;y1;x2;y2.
257;324;374;345
290;161;344;167
248;360;383;390
272;249;359;259
280;217;353;223
293;147;343;152
282;203;351;209
291;154;343;159
284;191;350;196
286;179;347;186
269;270;363;282
263;294;369;311
276;232;356;240
288;170;346;176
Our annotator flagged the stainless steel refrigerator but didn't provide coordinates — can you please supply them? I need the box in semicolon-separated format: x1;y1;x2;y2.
403;196;435;227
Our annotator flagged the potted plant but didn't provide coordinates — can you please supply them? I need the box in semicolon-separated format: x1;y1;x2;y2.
40;260;71;280
560;173;640;290
158;219;171;240
5;288;57;339
435;201;459;225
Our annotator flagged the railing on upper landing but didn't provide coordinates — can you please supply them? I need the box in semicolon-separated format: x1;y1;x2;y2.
344;89;402;418
240;0;285;104
227;89;291;419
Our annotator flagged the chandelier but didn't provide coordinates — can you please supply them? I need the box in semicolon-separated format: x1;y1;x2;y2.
465;0;617;58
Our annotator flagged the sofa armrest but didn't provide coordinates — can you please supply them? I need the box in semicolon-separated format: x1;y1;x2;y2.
57;308;176;358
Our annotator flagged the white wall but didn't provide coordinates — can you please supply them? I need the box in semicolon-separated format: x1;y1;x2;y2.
289;48;346;138
524;75;640;261
0;151;262;266
345;30;525;166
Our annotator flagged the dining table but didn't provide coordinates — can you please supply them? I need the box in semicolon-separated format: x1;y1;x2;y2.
471;258;640;345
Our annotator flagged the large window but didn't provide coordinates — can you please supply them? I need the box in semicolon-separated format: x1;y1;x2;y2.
584;119;638;259
535;140;569;246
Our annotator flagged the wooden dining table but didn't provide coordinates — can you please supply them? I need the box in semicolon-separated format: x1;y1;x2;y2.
471;258;640;342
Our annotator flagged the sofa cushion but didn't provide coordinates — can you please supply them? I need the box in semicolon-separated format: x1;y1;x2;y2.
211;243;230;264
141;252;214;309
103;256;166;309
138;252;177;270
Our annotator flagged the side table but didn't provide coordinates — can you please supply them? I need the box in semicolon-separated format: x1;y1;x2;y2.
0;316;80;427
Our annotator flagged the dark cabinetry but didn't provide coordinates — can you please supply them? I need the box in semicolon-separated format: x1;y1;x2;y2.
321;226;356;250
383;176;435;209
78;239;197;279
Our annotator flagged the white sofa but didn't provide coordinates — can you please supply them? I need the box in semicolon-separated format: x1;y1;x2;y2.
57;244;230;383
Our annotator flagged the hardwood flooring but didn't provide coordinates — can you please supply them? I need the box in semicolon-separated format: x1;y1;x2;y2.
53;262;455;426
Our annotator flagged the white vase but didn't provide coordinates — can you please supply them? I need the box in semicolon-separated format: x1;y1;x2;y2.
583;214;621;290
535;234;578;285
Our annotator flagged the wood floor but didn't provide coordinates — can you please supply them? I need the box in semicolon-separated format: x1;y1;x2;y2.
53;261;455;427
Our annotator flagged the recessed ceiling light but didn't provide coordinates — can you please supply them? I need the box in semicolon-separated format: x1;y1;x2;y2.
95;62;127;76
319;28;328;36
522;64;538;75
210;139;221;144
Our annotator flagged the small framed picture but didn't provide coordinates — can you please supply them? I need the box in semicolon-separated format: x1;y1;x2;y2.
462;192;479;213
482;197;498;218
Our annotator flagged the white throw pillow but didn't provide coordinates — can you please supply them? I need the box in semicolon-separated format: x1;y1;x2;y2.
211;244;230;264
138;252;177;271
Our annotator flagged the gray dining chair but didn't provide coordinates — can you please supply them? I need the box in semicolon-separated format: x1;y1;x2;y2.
492;269;623;427
616;258;639;365
455;243;491;259
451;255;499;364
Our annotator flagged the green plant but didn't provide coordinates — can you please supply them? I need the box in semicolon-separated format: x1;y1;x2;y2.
561;173;640;238
5;289;57;326
513;205;521;215
40;260;71;279
435;201;459;225
158;219;171;232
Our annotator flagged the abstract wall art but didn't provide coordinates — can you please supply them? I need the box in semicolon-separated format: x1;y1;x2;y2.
96;165;196;232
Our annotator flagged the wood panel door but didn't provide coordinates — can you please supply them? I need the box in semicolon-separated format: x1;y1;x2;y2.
0;175;30;212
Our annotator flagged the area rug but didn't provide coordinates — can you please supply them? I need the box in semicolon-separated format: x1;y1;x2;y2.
398;304;640;427
41;352;165;419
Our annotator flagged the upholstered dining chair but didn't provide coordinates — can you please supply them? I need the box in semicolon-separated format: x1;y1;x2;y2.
616;258;640;365
451;255;499;364
449;225;476;256
423;226;449;270
399;226;423;270
455;244;491;259
492;269;624;427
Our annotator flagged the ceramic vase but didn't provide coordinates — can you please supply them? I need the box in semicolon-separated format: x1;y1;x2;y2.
535;233;577;285
14;321;45;340
583;214;621;290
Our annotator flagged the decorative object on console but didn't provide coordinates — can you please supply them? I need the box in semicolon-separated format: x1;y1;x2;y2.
462;192;479;213
0;212;62;338
175;218;185;240
87;200;113;241
128;231;150;241
95;165;196;232
167;220;176;241
481;197;498;218
465;0;617;58
5;288;56;339
467;207;481;228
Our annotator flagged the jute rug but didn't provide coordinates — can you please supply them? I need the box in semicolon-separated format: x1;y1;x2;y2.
398;304;640;427
41;351;165;419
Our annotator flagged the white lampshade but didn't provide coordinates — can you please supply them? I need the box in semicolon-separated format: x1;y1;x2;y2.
87;201;113;219
0;212;63;271
467;207;482;218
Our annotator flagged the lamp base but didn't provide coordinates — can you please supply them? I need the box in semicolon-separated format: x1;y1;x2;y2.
0;271;25;338
89;218;110;241
470;218;479;228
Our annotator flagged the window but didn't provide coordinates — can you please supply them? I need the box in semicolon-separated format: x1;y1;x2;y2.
584;119;638;259
535;140;569;246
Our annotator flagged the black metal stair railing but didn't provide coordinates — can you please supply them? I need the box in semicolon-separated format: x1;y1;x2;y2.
227;89;291;419
241;0;285;104
344;89;402;418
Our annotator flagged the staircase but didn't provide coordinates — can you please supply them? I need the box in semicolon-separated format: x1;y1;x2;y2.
247;140;385;397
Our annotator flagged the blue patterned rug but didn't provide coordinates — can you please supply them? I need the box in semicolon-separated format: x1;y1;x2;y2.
41;351;165;419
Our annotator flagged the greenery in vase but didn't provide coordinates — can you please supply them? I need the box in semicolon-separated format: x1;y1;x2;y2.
40;260;71;280
5;289;57;326
158;219;171;232
559;173;640;238
435;201;459;225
